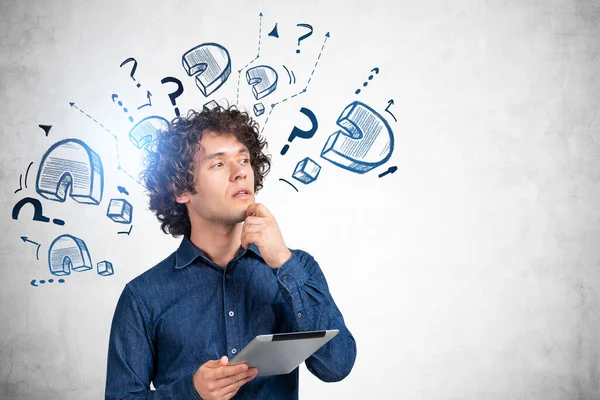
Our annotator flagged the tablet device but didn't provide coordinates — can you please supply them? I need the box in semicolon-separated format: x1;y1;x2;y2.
229;329;339;376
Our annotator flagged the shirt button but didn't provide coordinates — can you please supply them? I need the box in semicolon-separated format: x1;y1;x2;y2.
229;311;235;317
226;274;231;280
231;348;237;354
297;312;302;318
282;275;288;282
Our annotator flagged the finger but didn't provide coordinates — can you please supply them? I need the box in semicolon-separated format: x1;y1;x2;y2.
204;356;226;369
246;203;272;218
216;368;259;398
242;215;263;225
241;224;263;234
241;232;260;249
207;363;249;381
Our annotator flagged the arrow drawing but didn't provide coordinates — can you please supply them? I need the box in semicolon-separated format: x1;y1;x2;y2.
21;236;41;260
385;99;397;122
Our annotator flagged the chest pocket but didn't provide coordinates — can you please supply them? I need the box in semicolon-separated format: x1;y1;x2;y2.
252;302;287;334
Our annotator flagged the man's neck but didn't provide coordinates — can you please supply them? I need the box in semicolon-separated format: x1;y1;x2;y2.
188;221;244;269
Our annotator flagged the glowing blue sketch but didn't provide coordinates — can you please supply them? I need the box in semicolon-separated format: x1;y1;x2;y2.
106;198;133;224
292;157;321;184
246;65;278;100
48;234;92;276
97;261;114;276
203;100;219;111
253;103;265;117
128;116;169;149
281;107;318;156
182;43;232;97
320;101;394;174
36;138;104;205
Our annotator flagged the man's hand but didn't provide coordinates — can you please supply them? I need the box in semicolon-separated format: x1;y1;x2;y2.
241;203;293;268
193;356;258;400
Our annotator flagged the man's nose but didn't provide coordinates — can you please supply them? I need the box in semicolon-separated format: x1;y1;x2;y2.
232;161;248;179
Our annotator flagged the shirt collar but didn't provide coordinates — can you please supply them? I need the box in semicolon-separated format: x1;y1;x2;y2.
174;235;262;269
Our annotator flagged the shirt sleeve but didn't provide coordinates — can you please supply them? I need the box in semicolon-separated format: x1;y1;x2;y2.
105;284;202;400
272;250;357;382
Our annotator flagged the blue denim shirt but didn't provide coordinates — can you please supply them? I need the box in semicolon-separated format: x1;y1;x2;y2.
105;236;356;399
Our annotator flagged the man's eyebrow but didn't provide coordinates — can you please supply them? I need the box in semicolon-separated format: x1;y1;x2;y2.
201;147;249;164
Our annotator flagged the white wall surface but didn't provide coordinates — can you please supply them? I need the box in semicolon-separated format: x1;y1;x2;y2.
1;0;599;399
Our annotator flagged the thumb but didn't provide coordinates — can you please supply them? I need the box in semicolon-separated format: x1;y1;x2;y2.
219;355;229;366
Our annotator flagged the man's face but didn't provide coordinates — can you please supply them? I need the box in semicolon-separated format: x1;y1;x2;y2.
176;131;256;225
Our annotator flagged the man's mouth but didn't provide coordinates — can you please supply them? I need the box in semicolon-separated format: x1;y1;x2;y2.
233;189;251;198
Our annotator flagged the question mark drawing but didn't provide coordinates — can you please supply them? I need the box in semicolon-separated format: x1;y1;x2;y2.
246;65;278;100
128;116;170;149
246;65;278;117
120;57;141;88
296;23;313;53
160;77;184;117
281;107;318;155
320;101;394;174
12;197;65;225
182;43;231;97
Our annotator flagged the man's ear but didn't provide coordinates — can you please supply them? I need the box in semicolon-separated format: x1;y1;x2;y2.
172;184;190;204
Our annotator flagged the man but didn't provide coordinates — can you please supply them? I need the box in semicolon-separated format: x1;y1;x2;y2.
105;104;356;399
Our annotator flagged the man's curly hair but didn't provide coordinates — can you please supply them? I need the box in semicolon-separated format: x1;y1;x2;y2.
140;104;272;238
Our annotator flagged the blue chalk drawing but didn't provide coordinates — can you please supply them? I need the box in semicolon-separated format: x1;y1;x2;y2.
160;76;184;117
292;157;321;184
48;234;92;276
39;125;52;136
14;161;33;194
69;102;113;135
36;138;104;205
268;23;279;38
378;165;398;178
355;67;379;95
97;260;114;276
117;186;129;195
111;94;134;123
320;101;394;174
128;116;169;149
117;225;133;235
30;278;65;287
106;198;133;224
203;100;220;111
12;197;65;226
120;57;142;88
296;23;313;54
253;103;265;117
182;43;231;97
279;178;299;192
260;32;330;134
246;65;278;100
281;107;318;155
236;12;264;105
282;65;296;85
20;236;42;260
385;99;397;122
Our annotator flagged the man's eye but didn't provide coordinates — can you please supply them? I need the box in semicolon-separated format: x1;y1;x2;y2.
241;158;250;163
211;162;223;168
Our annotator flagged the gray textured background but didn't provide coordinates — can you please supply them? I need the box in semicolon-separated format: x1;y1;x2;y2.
1;0;599;399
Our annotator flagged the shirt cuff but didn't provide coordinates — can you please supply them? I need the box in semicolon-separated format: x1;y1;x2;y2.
272;250;309;289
